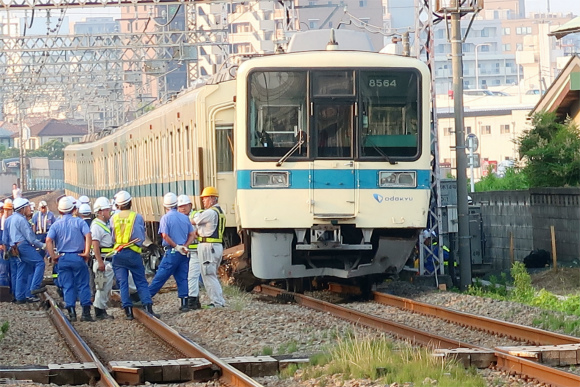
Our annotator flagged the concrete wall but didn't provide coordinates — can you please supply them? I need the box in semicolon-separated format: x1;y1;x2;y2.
472;188;580;270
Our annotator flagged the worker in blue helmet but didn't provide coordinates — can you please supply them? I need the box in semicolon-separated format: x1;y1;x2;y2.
422;229;450;275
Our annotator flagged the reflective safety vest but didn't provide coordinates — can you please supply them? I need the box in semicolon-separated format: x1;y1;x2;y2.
198;206;226;244
112;210;142;253
91;219;114;254
188;210;202;249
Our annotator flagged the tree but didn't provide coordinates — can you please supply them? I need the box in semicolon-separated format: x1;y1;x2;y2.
0;145;19;160
517;112;580;187
27;139;68;160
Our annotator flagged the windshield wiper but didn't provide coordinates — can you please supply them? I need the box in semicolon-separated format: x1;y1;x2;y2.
276;137;305;167
365;137;397;165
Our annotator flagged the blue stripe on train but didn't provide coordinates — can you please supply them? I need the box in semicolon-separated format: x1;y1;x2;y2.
236;169;431;189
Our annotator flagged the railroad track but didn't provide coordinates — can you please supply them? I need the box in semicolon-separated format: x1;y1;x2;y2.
41;292;264;387
255;284;580;387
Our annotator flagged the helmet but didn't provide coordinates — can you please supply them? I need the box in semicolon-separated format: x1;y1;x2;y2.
4;199;13;210
0;202;4;209
67;196;78;208
78;195;90;204
422;229;436;240
115;190;132;206
177;194;191;207
58;196;76;213
30;202;35;210
200;186;219;198
93;197;111;212
79;203;92;215
163;192;178;208
13;197;30;212
39;200;48;208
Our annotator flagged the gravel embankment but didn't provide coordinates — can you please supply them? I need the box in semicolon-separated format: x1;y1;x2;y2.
0;279;567;387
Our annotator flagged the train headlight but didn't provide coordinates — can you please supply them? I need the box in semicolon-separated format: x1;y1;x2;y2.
251;171;290;188
378;171;416;188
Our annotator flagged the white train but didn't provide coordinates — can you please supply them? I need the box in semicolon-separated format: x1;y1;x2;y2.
65;30;431;290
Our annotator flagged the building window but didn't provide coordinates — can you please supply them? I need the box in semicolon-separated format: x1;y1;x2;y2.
481;28;489;37
309;19;319;29
502;27;510;35
516;43;523;51
72;137;81;143
500;124;510;134
502;43;511;51
360;18;370;25
516;27;522;35
443;127;453;136
359;0;367;6
481;125;491;135
481;44;490;52
465;126;472;134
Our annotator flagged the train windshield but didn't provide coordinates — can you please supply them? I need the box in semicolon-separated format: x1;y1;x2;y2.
248;69;420;160
359;70;420;159
248;71;308;158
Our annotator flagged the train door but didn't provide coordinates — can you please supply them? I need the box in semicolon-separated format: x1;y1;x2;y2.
311;103;356;217
215;124;236;234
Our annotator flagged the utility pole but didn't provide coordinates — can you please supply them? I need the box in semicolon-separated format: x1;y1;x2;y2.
439;0;482;290
18;106;26;192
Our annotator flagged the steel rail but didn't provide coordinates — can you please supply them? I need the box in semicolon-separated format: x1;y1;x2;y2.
257;285;475;349
256;285;580;387
372;291;580;346
495;352;580;387
41;293;119;387
133;308;264;387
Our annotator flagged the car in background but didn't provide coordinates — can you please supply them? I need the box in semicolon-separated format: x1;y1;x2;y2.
525;89;545;95
490;91;511;96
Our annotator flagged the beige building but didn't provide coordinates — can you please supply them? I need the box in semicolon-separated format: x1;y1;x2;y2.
436;90;541;180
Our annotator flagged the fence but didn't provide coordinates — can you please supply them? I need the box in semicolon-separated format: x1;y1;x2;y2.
27;178;65;191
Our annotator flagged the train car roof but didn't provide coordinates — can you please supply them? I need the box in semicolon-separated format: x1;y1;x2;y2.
287;29;375;52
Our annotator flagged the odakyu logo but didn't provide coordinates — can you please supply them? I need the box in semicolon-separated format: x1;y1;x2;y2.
373;194;413;203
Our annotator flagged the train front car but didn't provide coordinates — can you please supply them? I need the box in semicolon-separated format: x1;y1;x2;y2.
235;50;431;288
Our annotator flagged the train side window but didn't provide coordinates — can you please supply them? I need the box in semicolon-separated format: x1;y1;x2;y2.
248;71;308;159
359;70;421;159
216;125;234;172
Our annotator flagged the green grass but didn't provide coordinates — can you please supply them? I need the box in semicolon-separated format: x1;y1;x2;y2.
0;322;8;341
292;335;485;387
278;339;299;354
221;284;252;311
467;262;580;335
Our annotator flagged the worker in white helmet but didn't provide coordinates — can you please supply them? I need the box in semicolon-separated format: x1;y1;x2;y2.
46;196;94;322
110;190;157;320
177;194;203;310
90;197;115;320
3;198;46;304
148;192;195;312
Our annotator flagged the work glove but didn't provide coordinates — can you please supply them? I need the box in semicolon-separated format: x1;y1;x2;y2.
175;245;188;255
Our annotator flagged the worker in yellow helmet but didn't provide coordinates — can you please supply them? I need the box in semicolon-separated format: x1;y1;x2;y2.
192;187;226;308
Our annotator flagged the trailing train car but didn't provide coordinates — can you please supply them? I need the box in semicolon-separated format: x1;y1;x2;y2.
65;30;431;288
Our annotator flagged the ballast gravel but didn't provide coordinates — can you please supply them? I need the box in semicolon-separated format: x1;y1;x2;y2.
0;279;569;387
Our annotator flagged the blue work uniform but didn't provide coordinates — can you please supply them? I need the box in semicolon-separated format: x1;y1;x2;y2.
423;242;450;274
1;216;19;298
32;210;56;258
149;209;193;298
110;210;152;308
47;214;92;308
4;212;45;302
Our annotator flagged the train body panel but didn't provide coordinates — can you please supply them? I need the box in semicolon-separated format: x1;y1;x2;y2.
65;80;237;232
64;33;432;284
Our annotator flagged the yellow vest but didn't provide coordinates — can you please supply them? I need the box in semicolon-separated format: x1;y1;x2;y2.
188;210;202;249
112;210;142;253
198;206;226;244
91;219;114;254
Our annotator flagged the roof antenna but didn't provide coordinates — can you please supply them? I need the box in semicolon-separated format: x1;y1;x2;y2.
326;28;339;51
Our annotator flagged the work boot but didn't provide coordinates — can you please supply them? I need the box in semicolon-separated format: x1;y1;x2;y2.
187;297;200;310
179;298;189;313
95;307;114;320
80;305;95;322
31;286;47;295
124;306;134;320
67;307;77;322
130;292;142;306
144;304;160;318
